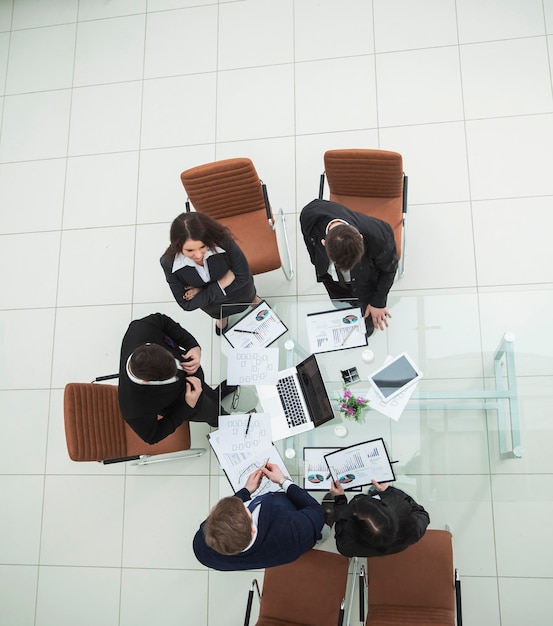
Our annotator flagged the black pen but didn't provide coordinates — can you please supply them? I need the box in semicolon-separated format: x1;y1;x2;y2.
245;414;252;437
234;329;256;334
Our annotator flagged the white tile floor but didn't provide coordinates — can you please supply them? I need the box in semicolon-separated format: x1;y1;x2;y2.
0;1;552;625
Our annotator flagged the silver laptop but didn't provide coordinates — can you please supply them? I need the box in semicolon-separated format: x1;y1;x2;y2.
256;354;335;441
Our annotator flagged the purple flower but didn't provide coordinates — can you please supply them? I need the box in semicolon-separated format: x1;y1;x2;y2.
340;403;347;410
347;406;355;416
357;397;366;405
343;389;352;399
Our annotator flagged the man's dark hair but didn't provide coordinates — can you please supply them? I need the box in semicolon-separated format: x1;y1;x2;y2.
129;344;177;381
324;224;364;271
203;496;252;555
352;495;399;549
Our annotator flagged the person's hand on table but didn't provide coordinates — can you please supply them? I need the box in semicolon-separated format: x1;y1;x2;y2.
364;304;392;331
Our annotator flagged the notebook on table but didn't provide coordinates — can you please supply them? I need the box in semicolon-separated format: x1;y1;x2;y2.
256;354;335;441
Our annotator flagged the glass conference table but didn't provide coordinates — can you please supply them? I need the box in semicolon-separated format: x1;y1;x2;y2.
218;294;522;476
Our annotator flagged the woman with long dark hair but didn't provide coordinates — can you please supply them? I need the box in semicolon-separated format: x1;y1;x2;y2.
160;212;260;333
324;479;430;557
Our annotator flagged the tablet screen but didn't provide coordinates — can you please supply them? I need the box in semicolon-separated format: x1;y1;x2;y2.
369;353;421;401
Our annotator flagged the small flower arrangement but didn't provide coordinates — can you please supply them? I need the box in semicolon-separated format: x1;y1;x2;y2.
339;387;369;422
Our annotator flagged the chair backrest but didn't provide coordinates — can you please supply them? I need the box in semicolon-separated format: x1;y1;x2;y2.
64;383;127;462
323;149;405;258
64;383;191;462
180;158;281;275
365;529;456;625
256;549;349;626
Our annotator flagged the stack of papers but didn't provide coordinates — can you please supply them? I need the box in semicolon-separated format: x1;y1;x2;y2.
208;413;289;497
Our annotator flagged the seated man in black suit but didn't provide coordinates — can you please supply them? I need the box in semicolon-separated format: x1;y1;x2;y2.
118;312;233;444
300;199;398;336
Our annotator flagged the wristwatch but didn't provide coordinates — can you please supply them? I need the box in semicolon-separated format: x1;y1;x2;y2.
278;476;292;488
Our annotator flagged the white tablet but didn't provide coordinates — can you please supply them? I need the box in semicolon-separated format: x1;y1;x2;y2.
368;352;422;402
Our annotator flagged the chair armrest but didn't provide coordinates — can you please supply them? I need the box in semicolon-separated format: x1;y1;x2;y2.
244;579;261;626
93;373;119;382
455;569;463;626
359;565;366;622
402;174;408;217
102;455;140;465
261;183;274;227
319;172;326;199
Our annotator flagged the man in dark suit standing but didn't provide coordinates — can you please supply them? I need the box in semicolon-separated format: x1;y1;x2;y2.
118;313;229;444
192;463;325;571
300;199;398;336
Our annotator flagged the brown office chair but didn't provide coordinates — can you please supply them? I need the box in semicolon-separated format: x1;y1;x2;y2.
64;382;206;465
180;157;293;280
244;549;351;626
319;149;408;277
363;529;462;626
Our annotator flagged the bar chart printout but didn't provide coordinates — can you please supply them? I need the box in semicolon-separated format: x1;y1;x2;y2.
324;438;396;489
303;447;340;490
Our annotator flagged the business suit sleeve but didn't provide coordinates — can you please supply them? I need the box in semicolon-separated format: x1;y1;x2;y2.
300;207;317;266
160;255;204;312
234;488;252;503
222;238;255;294
383;487;430;542
125;408;188;444
285;484;325;538
367;237;398;308
355;217;398;309
141;313;200;353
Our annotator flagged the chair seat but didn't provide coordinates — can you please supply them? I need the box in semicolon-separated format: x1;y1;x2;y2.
366;605;455;625
124;420;191;457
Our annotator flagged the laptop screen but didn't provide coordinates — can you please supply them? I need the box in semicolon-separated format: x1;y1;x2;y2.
296;355;334;426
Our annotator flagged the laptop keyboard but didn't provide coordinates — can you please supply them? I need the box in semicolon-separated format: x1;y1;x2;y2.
277;375;309;427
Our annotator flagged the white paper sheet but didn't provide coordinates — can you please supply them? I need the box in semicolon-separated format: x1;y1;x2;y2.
226;348;279;385
217;413;273;454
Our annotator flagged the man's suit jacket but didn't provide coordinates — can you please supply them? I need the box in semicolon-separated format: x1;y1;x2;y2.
192;484;325;571
300;199;398;309
118;313;218;444
333;486;430;558
160;236;256;315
